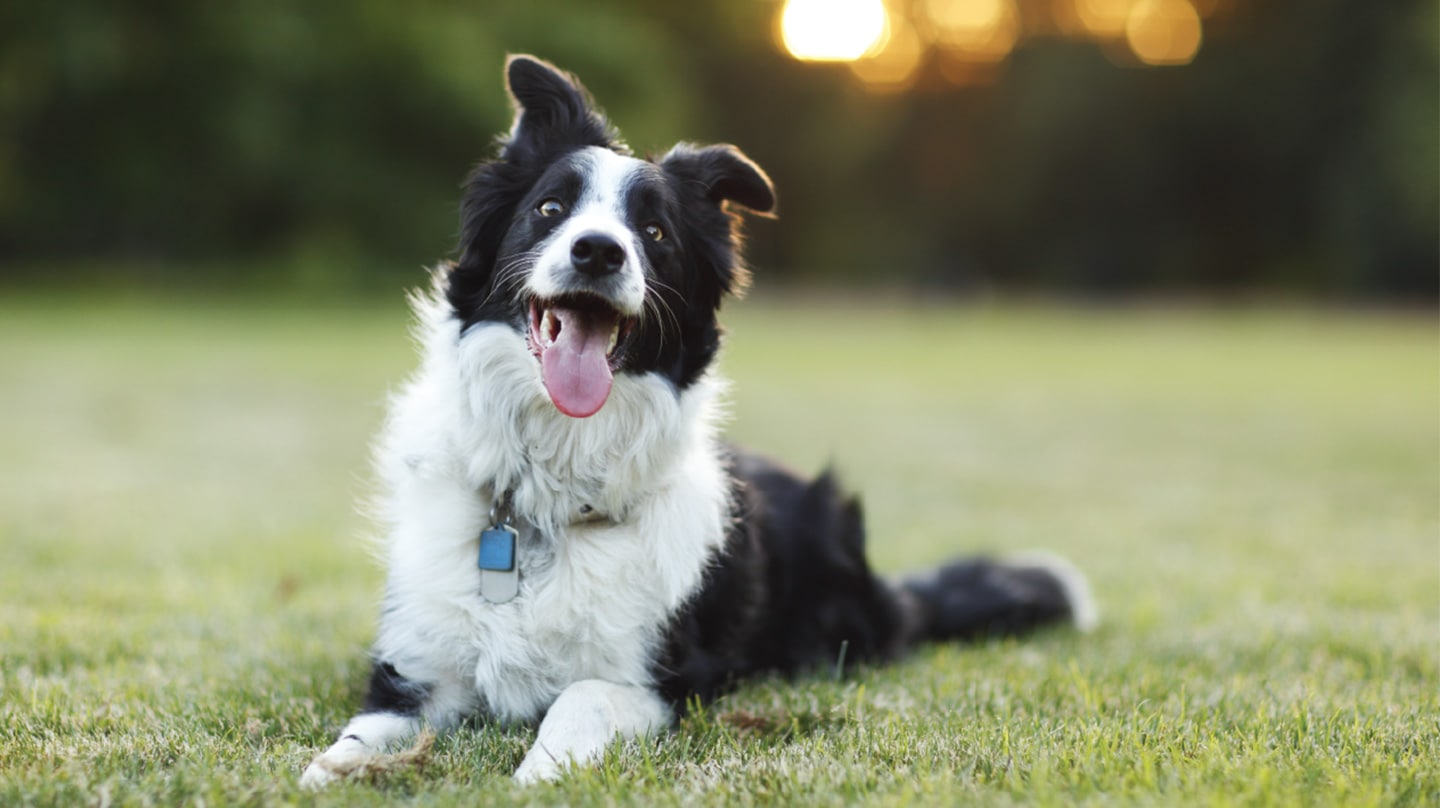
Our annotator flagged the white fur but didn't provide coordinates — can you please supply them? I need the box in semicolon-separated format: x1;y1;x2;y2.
525;147;650;315
513;679;671;784
300;712;419;788
304;272;731;785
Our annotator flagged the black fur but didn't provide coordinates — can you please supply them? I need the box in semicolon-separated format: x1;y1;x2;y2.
651;451;910;706
652;449;1084;711
361;661;430;716
900;559;1079;641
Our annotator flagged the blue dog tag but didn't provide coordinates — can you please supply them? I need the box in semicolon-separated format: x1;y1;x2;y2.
478;527;516;571
477;525;519;602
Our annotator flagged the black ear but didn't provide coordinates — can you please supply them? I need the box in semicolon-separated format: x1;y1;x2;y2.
502;54;621;161
660;143;776;215
450;56;621;316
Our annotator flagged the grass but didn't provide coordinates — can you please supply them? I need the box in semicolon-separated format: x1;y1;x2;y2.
0;296;1435;806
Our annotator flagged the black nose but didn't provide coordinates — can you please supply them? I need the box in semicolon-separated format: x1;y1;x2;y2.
570;233;626;277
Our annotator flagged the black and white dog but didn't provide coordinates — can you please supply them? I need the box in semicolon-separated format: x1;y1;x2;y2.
302;55;1094;787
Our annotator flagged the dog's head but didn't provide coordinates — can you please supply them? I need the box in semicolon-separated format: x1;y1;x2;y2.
446;55;775;418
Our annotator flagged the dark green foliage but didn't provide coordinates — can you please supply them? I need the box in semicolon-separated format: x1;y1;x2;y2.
0;0;1433;297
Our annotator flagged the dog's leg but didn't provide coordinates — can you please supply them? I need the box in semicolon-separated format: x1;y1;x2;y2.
513;679;672;784
300;711;421;788
301;661;468;789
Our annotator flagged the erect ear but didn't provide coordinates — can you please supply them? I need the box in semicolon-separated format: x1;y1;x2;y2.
660;143;776;215
502;54;622;161
452;56;619;290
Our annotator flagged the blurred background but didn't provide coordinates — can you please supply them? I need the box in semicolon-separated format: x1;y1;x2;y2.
1;0;1435;300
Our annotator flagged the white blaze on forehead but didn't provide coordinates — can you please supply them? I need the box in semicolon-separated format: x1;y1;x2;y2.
526;146;650;315
574;146;647;218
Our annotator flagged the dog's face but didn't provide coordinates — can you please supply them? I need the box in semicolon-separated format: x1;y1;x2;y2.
446;56;775;418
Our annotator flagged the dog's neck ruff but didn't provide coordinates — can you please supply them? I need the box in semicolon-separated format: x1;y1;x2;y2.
440;310;726;540
475;485;620;603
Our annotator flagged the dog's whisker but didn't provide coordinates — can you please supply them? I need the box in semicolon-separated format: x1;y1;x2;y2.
473;250;544;313
643;290;680;353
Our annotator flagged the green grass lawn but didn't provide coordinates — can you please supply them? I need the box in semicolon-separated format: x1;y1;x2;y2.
1;297;1435;806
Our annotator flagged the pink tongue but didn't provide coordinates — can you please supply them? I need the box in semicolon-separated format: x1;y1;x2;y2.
540;307;615;418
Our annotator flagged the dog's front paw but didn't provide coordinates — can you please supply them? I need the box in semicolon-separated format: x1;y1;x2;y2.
512;745;566;784
299;740;371;790
300;759;342;790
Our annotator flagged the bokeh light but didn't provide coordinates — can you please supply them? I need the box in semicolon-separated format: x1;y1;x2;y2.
1075;0;1135;37
1126;0;1203;65
925;0;1004;37
924;0;1019;62
780;0;888;62
778;0;1226;84
850;15;926;90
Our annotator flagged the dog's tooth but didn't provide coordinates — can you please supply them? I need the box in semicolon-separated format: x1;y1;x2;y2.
607;325;619;356
542;310;556;347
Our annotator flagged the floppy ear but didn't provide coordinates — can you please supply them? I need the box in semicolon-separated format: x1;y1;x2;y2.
502;54;622;162
658;143;776;306
660;143;776;215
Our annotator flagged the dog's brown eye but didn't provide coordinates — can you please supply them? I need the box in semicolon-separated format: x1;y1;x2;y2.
644;224;664;242
537;199;565;217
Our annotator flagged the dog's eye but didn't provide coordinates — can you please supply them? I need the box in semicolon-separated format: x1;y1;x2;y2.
643;224;664;242
537;199;565;217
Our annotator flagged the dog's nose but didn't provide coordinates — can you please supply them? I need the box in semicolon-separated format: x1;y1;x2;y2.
570;233;626;277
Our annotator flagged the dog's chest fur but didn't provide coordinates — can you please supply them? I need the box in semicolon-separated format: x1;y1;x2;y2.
368;294;730;723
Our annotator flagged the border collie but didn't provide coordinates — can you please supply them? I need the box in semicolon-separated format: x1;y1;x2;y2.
301;55;1095;787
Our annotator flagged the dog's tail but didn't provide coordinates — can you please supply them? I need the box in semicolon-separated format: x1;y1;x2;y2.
894;553;1098;644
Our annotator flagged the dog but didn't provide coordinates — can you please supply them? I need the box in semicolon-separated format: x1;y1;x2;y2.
301;55;1095;787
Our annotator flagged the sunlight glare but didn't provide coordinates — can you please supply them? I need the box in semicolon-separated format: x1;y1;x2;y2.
781;0;889;62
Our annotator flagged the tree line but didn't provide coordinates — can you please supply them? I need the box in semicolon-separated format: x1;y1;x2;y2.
1;0;1433;299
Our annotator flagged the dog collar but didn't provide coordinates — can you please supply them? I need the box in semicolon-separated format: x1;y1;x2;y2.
476;489;621;602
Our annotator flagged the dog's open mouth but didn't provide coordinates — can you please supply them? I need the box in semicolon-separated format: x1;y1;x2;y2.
527;295;636;418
